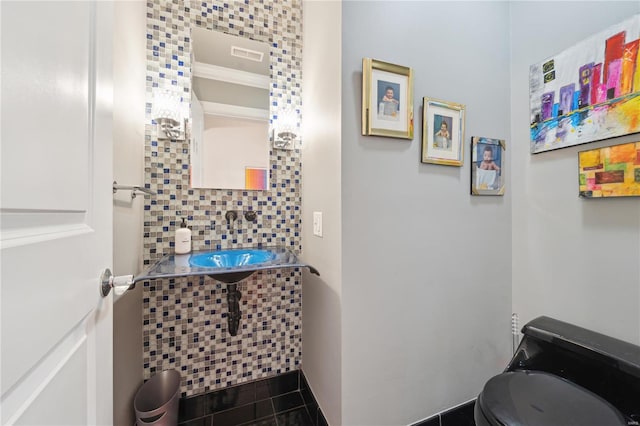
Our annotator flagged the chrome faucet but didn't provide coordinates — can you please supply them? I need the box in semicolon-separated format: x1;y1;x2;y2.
225;210;238;233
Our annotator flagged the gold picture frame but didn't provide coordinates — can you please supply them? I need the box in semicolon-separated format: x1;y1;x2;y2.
421;97;465;166
362;58;414;139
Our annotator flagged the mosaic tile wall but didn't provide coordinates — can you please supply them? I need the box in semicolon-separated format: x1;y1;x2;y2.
143;0;303;397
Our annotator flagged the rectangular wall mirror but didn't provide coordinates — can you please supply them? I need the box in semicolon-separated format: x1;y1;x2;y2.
190;28;270;190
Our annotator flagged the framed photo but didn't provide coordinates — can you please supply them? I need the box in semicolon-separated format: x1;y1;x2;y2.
578;141;640;198
362;58;413;139
421;97;465;166
471;137;505;196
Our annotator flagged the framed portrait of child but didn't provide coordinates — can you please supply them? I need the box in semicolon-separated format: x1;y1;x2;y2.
362;58;414;139
421;97;465;166
471;136;506;196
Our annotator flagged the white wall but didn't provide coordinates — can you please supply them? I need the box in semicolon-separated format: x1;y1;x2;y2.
201;115;269;189
510;2;640;345
301;1;343;425
341;2;512;424
113;2;146;425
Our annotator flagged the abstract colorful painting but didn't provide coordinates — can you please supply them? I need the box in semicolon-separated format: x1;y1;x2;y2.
530;15;640;154
578;141;640;198
244;167;267;190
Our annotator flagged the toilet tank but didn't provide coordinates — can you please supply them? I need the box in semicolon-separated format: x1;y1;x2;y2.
506;316;640;423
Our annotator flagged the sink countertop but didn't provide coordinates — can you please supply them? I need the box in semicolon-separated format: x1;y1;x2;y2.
136;246;319;283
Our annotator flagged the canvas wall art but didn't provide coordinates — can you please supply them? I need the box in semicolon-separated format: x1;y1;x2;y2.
245;167;268;190
530;14;640;154
578;141;640;198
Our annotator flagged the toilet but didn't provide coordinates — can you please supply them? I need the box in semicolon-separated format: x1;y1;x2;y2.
474;316;640;426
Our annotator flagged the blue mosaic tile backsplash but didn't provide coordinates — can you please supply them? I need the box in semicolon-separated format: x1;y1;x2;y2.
143;0;303;397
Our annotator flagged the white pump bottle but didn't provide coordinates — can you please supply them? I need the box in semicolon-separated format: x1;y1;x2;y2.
175;217;192;254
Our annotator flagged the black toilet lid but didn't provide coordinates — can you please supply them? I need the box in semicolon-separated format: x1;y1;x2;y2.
478;371;627;426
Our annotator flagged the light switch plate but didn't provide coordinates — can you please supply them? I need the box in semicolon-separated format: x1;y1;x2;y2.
313;211;323;237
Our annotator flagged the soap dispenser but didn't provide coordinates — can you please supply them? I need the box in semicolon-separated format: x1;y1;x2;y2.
175;217;192;254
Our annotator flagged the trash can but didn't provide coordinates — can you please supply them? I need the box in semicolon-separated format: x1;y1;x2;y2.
134;370;181;426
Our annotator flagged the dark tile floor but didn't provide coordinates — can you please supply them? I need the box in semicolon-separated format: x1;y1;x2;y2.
414;400;476;426
440;401;475;426
178;371;317;426
178;370;473;426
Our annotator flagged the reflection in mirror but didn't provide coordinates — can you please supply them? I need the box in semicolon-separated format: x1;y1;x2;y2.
190;28;270;190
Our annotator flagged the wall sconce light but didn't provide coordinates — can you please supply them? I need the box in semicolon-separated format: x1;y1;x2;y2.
272;109;298;150
152;88;186;140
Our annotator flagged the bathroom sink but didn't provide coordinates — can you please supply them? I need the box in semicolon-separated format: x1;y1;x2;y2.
187;249;277;283
136;246;320;336
189;249;275;268
137;246;319;284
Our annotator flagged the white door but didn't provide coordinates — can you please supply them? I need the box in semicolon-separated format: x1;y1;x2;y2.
1;1;114;425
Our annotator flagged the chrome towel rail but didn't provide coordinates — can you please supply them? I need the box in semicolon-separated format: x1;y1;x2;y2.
112;181;156;199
